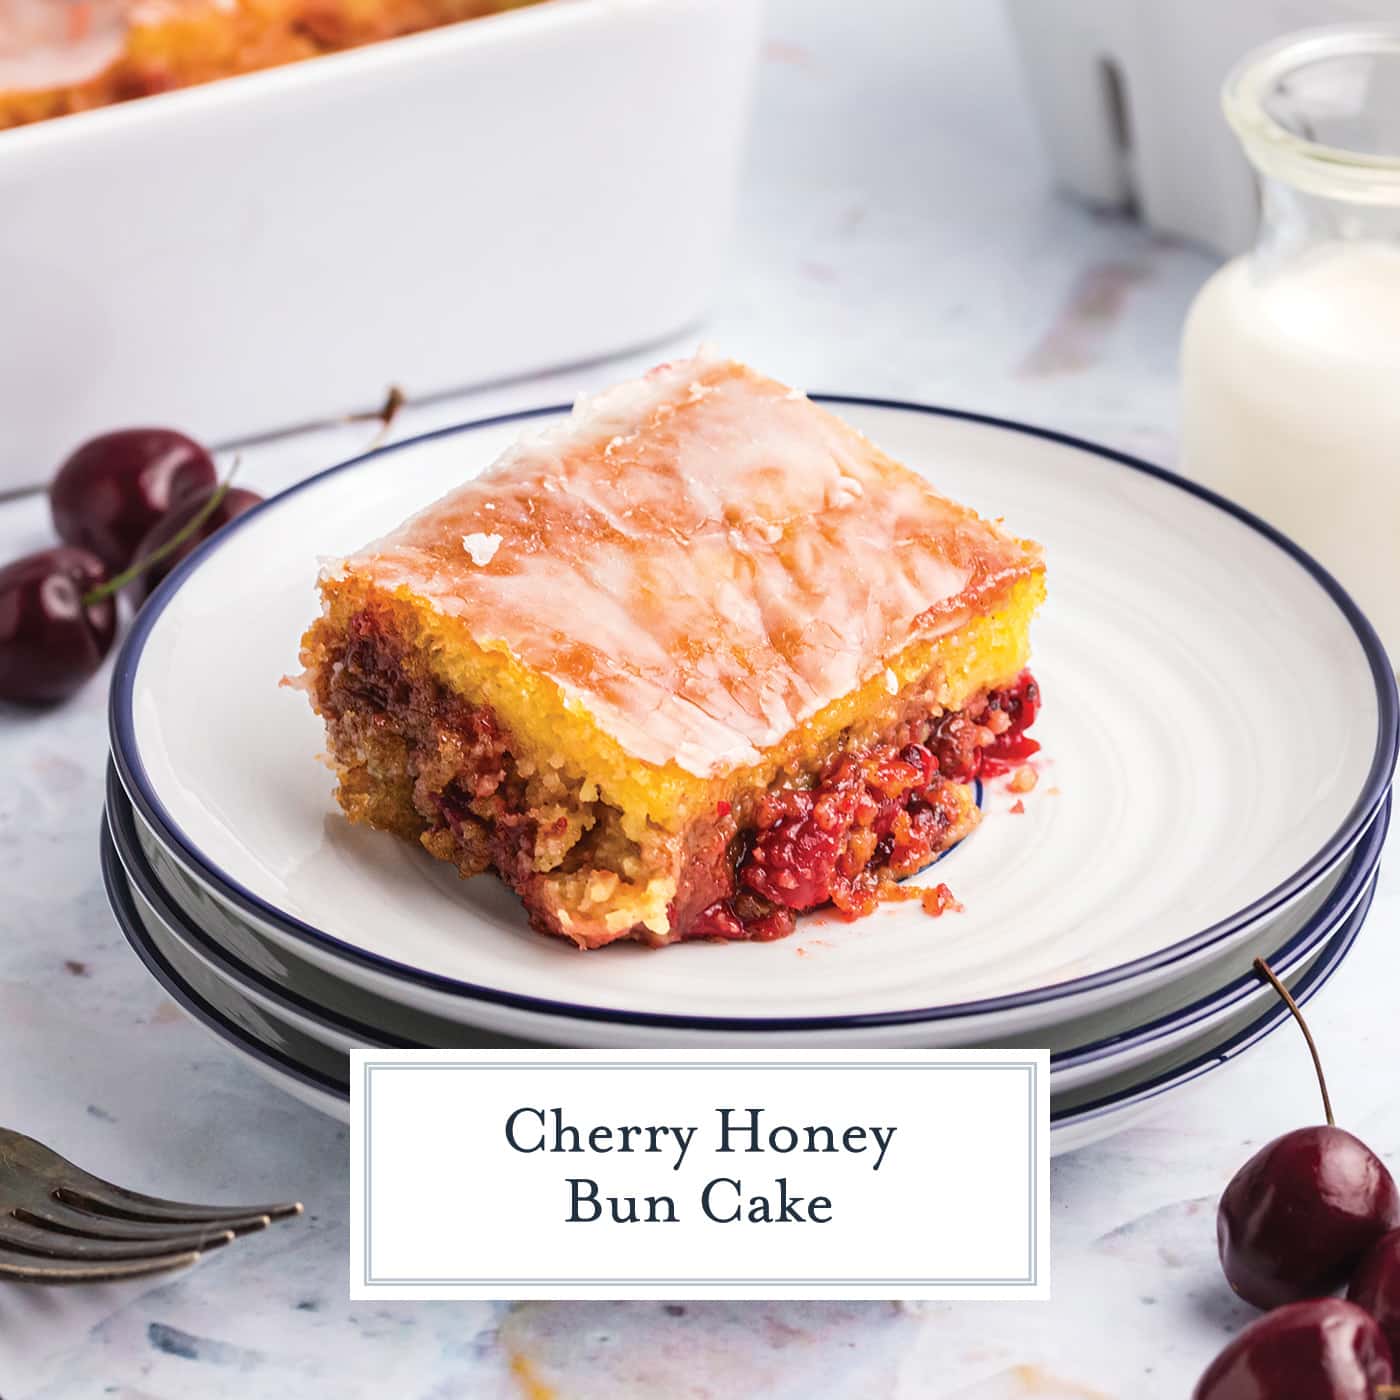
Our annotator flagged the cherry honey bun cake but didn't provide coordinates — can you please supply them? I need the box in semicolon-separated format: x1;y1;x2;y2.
299;353;1045;949
0;0;543;130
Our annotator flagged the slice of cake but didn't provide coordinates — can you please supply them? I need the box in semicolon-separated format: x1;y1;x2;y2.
299;351;1045;949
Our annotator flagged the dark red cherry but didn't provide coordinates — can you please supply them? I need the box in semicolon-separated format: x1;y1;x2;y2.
129;485;262;600
1218;959;1400;1309
51;428;216;570
0;547;117;704
1193;1299;1394;1400
1220;1125;1400;1308
1350;1229;1400;1358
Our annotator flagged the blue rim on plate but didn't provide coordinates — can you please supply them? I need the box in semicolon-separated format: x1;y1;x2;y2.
104;760;1389;1066
98;815;1379;1128
1055;872;1376;1128
102;824;346;1103
1050;793;1387;1072
106;769;417;1053
108;398;1400;1032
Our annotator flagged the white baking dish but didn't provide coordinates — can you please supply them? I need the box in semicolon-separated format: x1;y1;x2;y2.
0;0;759;487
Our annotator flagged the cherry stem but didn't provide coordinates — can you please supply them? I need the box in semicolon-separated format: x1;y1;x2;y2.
350;384;406;450
1254;955;1335;1127
82;458;241;606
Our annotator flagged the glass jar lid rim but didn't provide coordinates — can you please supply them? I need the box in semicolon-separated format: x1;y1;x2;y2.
1224;24;1400;194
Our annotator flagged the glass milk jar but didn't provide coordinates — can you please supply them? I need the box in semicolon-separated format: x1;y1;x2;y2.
1181;25;1400;659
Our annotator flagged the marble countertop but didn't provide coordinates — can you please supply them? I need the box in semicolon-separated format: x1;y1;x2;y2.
3;1;1396;1395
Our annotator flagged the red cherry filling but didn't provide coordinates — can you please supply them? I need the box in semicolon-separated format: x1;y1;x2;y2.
742;741;958;917
961;671;1041;778
686;894;797;943
686;672;1040;941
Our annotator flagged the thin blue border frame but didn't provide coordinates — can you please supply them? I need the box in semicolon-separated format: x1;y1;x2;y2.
109;397;1400;1033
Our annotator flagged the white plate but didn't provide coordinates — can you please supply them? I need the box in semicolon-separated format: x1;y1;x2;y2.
110;400;1397;1038
106;766;1389;1084
1048;871;1376;1151
99;823;1379;1153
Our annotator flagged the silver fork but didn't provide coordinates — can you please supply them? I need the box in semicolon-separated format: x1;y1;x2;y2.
0;1128;301;1284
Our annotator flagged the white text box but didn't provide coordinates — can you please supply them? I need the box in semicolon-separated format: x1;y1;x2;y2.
350;1049;1050;1301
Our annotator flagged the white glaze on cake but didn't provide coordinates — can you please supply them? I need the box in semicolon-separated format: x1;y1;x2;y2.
0;0;126;91
337;351;1042;776
0;0;244;93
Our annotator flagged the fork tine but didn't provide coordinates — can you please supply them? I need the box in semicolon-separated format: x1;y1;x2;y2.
0;1215;234;1262
55;1181;302;1227
1;1130;300;1225
34;1196;274;1238
18;1201;259;1246
0;1241;201;1284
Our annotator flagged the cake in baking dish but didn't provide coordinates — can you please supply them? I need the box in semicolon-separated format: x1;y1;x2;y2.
0;0;544;130
298;351;1045;949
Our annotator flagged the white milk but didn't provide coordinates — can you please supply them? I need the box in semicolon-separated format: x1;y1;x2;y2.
1181;241;1400;658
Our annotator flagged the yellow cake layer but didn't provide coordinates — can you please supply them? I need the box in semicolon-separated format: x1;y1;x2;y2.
310;568;1045;846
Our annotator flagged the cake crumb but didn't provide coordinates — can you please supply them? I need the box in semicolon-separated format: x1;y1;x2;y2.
1009;799;1025;814
461;532;502;566
921;883;963;917
1009;765;1038;793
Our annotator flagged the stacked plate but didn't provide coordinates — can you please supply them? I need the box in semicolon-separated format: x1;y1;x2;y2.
101;399;1399;1154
